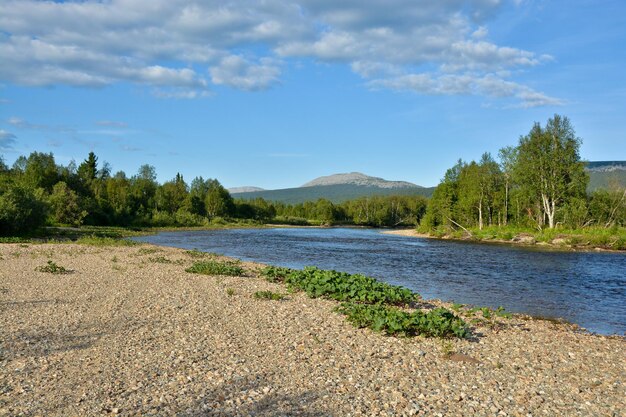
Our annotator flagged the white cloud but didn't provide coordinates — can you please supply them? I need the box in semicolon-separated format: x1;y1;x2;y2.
210;56;281;91
0;129;17;150
0;0;560;106
368;72;563;108
96;120;128;128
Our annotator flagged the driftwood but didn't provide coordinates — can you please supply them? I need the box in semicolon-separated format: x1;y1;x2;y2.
446;217;473;237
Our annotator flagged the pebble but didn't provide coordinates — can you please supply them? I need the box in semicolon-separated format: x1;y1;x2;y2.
0;243;624;416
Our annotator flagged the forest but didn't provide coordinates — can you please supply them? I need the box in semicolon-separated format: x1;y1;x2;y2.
0;114;624;237
0;149;427;235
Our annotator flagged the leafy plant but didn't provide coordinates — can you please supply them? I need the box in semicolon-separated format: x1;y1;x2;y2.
336;303;468;338
254;290;284;301
284;266;419;306
226;288;235;296
260;265;293;283
36;260;70;274
185;260;244;276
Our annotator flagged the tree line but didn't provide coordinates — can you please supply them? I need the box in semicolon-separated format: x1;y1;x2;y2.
0;151;428;235
1;114;623;236
421;114;625;231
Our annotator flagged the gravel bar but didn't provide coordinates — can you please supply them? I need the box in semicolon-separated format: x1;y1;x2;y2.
1;243;624;416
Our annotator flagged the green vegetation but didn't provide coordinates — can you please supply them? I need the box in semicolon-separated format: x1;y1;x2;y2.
0;114;623;249
185;260;244;276
421;115;625;245
226;288;236;296
231;183;434;205
336;303;468;338
74;235;138;246
260;265;292;283
253;290;284;301
184;249;208;258
262;266;418;305
259;265;466;338
36;260;70;274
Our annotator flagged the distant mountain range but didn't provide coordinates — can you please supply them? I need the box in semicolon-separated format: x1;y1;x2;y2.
230;172;434;204
229;162;625;204
585;161;626;191
228;186;265;194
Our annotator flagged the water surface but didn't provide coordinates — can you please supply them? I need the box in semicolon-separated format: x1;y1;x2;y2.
134;228;626;335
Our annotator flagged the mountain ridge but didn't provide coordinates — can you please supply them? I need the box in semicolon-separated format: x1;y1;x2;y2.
230;172;431;204
301;172;421;189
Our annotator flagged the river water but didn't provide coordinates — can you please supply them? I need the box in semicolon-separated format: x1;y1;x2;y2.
134;227;626;335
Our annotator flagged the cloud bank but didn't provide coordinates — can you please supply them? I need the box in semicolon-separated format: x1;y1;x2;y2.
0;0;558;106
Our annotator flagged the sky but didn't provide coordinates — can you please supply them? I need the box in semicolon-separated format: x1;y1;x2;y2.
0;0;625;189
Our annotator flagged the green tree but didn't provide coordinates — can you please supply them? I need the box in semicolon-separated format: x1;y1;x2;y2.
48;181;87;226
204;179;234;218
156;173;188;214
0;181;47;235
20;152;59;192
498;146;517;226
514;115;588;228
421;159;464;229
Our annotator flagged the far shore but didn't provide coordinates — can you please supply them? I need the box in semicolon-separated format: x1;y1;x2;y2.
382;228;625;252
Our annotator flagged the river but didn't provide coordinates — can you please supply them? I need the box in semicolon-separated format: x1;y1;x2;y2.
133;227;626;335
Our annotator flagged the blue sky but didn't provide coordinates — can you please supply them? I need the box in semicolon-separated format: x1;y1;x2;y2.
0;0;624;189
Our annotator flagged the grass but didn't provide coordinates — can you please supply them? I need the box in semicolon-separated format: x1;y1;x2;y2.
75;236;138;246
148;256;181;264
226;288;236;296
36;260;70;274
185;260;244;276
254;290;284;301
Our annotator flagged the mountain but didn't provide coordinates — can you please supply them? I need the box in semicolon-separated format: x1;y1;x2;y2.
228;186;265;193
231;172;433;204
585;161;626;191
302;172;418;189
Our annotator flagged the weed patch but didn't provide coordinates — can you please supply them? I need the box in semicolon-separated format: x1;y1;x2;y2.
75;236;137;246
186;260;244;276
36;260;71;274
283;266;418;306
336;303;468;338
254;290;284;301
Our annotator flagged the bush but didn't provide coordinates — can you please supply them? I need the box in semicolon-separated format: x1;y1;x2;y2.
186;260;244;276
0;183;47;235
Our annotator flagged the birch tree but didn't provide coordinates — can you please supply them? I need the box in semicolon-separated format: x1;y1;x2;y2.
514;115;587;229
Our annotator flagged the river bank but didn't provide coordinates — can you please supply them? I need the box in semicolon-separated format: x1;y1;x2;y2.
1;242;624;416
383;228;626;252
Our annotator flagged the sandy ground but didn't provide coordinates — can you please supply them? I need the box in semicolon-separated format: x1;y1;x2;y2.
1;243;624;416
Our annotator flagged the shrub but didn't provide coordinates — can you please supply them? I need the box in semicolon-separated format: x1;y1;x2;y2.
186;260;244;276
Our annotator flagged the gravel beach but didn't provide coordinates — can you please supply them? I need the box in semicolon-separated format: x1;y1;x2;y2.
1;243;624;416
